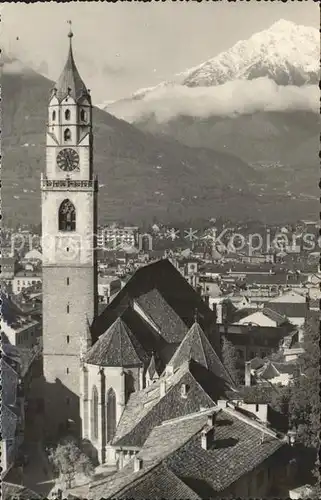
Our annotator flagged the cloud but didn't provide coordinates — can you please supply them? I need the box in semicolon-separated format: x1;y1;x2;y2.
107;78;319;123
1;59;33;75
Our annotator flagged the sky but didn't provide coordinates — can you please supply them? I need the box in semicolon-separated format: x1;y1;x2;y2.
1;1;319;104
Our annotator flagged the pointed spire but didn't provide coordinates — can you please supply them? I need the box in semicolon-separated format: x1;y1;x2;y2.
52;22;90;103
194;308;199;324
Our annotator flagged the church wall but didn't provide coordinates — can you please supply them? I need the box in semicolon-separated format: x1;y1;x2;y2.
83;364;140;464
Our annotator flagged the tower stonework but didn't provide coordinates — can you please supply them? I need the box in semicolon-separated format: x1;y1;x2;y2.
41;30;98;438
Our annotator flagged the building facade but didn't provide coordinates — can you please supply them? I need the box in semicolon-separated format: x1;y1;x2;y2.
41;29;98;437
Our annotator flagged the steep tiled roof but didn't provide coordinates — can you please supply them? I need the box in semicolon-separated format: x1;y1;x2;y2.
1;292;29;326
1;404;18;440
91;259;217;349
91;407;285;499
267;302;307;319
262;307;288;325
112;362;215;448
167;322;235;388
164;408;285;495
90;409;216;499
2;482;42;500
1;359;18;407
85;317;148;367
53;37;89;103
2;343;36;378
114;463;202;500
112;357;235;449
134;288;188;343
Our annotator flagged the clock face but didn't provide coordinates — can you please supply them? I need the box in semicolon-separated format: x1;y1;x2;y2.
57;148;80;172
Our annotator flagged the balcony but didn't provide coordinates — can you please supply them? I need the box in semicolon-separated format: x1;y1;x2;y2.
41;175;98;191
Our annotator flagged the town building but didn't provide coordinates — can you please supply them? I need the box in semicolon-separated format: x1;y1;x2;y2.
97;226;138;250
1;342;40;476
85;404;293;499
97;275;122;304
11;270;42;295
1;292;41;349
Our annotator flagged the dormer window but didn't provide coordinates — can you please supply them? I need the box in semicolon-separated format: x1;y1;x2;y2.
52;110;56;121
65;109;71;121
80;109;87;122
64;128;71;142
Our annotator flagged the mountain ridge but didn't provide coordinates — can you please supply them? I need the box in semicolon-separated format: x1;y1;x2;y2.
2;63;274;228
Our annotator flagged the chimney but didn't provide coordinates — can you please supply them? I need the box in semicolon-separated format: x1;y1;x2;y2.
217;400;228;409
207;412;217;427
201;426;215;451
245;361;251;387
201;429;209;450
160;379;166;398
166;364;174;376
134;455;143;472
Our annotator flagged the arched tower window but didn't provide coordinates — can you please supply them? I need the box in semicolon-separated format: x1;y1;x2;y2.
106;388;116;443
64;128;71;142
58;199;76;231
65;109;71;120
91;386;99;441
80;109;87;122
52;110;56;121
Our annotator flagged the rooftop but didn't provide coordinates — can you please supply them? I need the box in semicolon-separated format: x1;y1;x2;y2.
53;31;90;103
85;317;148;367
91;406;285;499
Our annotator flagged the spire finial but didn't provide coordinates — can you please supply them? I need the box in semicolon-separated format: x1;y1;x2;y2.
67;20;73;41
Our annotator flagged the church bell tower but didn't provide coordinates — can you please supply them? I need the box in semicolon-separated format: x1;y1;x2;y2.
41;25;98;437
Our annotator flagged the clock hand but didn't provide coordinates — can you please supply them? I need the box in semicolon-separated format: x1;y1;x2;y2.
65;151;72;170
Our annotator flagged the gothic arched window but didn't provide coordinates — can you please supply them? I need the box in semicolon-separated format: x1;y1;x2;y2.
80;109;87;122
91;385;99;441
52;110;56;121
58;199;76;231
125;371;135;403
106;388;116;443
64;128;71;142
65;109;71;120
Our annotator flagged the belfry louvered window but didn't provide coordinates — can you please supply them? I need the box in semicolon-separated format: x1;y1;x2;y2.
58;199;76;231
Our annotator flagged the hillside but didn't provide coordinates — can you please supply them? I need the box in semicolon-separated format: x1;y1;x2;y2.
1;64;272;228
136;110;319;197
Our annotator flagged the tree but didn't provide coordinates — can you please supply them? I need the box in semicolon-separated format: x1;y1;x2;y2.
221;335;241;387
288;312;320;449
49;439;94;489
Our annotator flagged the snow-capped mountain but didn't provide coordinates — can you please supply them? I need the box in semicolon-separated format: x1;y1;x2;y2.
182;20;319;87
104;19;318;113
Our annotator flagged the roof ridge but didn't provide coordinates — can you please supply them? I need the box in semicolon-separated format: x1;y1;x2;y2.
223;406;279;439
119;317;143;362
194;323;209;370
161;406;219;426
